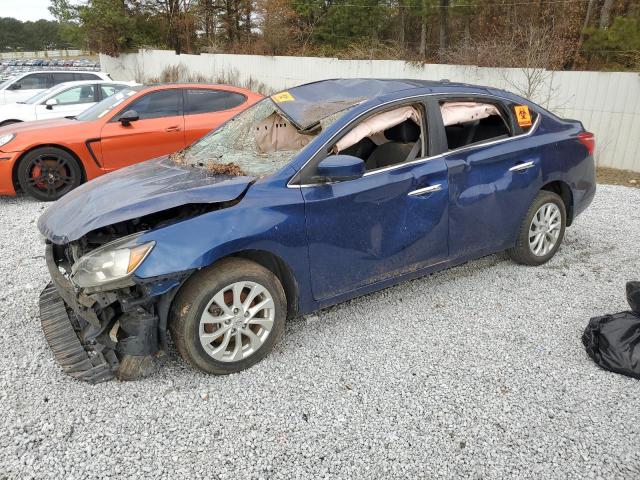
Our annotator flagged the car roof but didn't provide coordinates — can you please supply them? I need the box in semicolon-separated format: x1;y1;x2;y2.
46;80;127;90
141;83;256;91
13;70;108;76
273;78;522;129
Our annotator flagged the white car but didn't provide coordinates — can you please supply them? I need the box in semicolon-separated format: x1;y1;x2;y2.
0;70;112;105
0;81;135;127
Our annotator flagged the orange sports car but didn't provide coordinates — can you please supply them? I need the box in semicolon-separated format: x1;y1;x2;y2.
0;83;263;200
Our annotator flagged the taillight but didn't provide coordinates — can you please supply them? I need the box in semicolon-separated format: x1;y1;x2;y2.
577;131;595;156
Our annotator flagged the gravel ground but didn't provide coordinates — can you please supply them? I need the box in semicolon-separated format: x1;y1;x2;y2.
1;185;639;479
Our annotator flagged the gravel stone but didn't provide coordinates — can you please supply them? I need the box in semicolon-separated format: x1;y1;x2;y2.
1;185;639;479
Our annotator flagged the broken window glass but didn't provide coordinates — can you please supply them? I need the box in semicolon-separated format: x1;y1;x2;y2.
175;98;349;177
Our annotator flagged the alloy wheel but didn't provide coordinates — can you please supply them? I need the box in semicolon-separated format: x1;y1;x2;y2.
198;281;275;362
528;202;561;256
25;154;77;199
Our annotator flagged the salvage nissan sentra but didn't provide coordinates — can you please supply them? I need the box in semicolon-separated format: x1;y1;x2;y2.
37;79;596;382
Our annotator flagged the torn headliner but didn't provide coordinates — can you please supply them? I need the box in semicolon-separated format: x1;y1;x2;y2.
274;79;434;130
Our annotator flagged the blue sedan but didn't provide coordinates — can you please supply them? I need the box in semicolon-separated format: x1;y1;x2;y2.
38;79;596;382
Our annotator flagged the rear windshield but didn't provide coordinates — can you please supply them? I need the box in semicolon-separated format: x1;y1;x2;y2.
75;87;139;121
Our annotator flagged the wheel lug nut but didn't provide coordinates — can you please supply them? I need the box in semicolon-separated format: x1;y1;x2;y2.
244;312;249;318
233;308;239;314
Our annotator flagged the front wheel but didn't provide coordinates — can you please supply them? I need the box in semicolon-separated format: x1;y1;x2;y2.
507;190;566;265
17;147;83;201
169;258;287;375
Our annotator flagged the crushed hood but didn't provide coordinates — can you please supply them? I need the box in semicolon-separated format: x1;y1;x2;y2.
38;157;254;244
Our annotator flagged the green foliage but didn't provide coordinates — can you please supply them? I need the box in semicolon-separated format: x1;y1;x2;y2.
2;0;639;71
292;0;385;49
0;17;76;51
50;0;167;56
76;0;138;56
583;16;640;69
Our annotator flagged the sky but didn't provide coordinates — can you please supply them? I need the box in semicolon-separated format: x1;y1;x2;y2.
3;0;56;22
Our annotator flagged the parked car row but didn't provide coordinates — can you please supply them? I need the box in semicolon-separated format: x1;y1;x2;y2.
0;74;597;383
0;58;99;68
0;70;112;104
0;62;102;82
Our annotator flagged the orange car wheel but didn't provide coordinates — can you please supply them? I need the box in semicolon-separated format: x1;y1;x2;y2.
17;147;83;201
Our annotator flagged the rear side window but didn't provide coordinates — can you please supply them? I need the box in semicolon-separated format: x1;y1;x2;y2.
14;73;51;90
184;89;246;115
100;84;127;99
124;89;181;120
51;72;75;85
440;101;511;150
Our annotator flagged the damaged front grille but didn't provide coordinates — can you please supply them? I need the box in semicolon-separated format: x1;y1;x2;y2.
39;283;116;383
41;244;171;383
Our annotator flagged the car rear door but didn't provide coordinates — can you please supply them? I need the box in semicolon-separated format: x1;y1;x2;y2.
182;88;249;145
50;72;75;87
434;94;543;259
99;88;186;170
298;99;449;301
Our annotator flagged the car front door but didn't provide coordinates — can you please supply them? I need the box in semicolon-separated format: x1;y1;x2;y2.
298;100;449;301
35;84;99;120
434;95;543;259
99;88;186;170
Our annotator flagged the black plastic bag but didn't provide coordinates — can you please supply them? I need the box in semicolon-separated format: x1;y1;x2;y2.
627;281;640;314
582;312;640;380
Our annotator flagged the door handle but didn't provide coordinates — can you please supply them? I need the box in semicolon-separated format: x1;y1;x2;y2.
164;125;181;132
408;184;442;196
509;161;535;172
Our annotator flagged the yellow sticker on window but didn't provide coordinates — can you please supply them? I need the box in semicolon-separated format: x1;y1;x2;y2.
514;105;532;128
271;91;295;103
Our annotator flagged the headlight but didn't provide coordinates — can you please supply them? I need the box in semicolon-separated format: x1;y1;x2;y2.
0;133;15;148
71;234;155;289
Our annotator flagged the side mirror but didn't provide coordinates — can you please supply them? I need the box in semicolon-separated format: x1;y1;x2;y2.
45;98;58;109
8;83;21;90
315;154;365;183
119;109;139;126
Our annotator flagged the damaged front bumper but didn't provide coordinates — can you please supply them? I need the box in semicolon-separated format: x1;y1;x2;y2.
39;244;188;383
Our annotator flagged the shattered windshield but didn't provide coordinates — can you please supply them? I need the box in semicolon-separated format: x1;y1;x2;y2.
175;98;349;177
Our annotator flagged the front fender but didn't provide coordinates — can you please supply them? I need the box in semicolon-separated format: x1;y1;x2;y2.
133;176;313;310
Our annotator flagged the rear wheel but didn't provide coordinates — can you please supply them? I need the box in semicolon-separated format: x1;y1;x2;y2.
507;190;566;265
17;147;83;201
169;258;287;375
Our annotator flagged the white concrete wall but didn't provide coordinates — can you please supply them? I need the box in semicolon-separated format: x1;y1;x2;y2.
1;50;88;59
101;49;640;172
